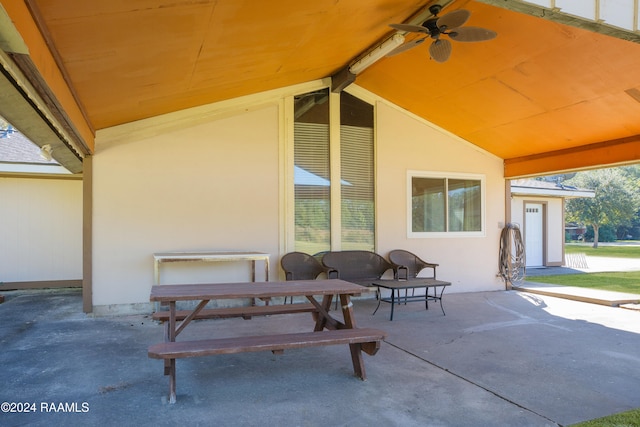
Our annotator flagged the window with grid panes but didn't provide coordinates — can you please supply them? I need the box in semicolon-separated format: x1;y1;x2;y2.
409;171;484;237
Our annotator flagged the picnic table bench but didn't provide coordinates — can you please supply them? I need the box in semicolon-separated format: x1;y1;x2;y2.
148;279;386;403
148;328;384;359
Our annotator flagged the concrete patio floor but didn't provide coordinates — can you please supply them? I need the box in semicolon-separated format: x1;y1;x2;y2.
1;288;639;427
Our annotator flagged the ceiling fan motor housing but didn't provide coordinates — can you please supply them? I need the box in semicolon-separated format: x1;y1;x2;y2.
387;4;496;63
424;4;444;37
423;18;441;37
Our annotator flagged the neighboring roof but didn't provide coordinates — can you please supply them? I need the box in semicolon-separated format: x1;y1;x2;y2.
294;166;331;187
294;166;351;186
510;178;595;198
0;129;72;175
0;130;56;164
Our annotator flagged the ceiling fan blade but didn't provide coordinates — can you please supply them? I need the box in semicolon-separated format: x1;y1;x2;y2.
448;26;497;42
389;23;430;34
429;39;452;63
436;9;470;31
385;38;427;57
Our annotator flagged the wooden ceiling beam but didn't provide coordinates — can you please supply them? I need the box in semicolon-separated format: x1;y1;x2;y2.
504;135;640;178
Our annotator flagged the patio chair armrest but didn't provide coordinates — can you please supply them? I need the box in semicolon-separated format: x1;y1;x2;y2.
394;265;409;280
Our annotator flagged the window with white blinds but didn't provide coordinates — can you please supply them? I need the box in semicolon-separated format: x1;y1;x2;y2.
340;92;374;251
293;89;375;253
293;89;331;255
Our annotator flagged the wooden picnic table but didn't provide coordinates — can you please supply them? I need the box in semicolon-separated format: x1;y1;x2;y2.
148;279;386;403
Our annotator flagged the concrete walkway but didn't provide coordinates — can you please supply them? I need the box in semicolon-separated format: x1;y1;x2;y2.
515;281;640;308
1;288;640;427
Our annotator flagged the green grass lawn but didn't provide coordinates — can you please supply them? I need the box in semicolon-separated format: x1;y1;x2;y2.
532;244;640;294
569;408;640;426
526;271;640;294
565;243;640;258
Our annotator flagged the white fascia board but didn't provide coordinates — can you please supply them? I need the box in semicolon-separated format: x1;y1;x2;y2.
510;186;595;198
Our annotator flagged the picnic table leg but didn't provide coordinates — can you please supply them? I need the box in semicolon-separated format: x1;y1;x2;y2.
163;323;171;375
168;302;177;403
168;359;176;404
313;294;334;331
339;294;367;380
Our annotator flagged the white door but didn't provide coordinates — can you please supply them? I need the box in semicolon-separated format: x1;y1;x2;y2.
525;203;544;267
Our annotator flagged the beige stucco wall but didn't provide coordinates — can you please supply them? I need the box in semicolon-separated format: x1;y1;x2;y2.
511;196;564;266
91;88;507;313
92;105;280;310
0;177;82;282
375;102;505;293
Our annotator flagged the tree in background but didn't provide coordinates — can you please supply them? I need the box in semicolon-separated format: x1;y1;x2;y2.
565;167;639;248
616;166;640;240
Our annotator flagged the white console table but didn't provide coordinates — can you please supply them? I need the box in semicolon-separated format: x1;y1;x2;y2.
153;251;270;285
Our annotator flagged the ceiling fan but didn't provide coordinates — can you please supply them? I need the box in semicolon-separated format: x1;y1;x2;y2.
387;4;496;63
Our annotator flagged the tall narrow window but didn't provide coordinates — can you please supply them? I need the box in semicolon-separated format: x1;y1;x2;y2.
293;89;375;252
293;89;330;254
340;92;374;250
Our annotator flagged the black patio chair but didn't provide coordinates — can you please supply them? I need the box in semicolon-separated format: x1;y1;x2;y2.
388;249;438;280
388;249;439;301
320;250;394;286
321;250;395;306
280;252;327;303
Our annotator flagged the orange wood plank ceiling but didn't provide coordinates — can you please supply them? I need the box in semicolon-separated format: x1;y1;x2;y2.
6;0;640;177
357;1;640;175
33;0;427;130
